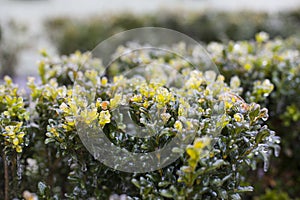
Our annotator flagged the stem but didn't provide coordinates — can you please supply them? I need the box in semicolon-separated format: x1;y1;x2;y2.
2;151;9;200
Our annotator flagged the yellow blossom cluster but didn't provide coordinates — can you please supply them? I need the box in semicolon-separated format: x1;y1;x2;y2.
1;76;29;153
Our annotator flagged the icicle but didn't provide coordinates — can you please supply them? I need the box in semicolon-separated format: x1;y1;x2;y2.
263;159;270;172
68;158;72;166
17;154;23;181
274;145;280;157
262;150;270;172
92;175;97;187
81;162;87;172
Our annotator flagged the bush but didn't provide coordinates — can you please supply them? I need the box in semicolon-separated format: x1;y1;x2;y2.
0;45;279;199
0;76;29;199
45;10;300;55
75;33;300;198
207;33;300;198
104;33;300;198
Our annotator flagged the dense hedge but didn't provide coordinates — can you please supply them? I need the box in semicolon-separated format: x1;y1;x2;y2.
103;33;300;198
45;10;300;55
208;33;300;198
0;44;280;199
107;33;300;198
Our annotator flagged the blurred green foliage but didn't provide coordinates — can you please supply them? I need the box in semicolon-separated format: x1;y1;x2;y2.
256;189;292;200
45;10;300;55
0;21;27;78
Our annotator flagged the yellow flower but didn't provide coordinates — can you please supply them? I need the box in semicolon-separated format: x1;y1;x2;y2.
140;83;155;98
4;76;12;85
101;77;108;86
187;148;197;160
143;100;149;108
60;103;69;113
186;137;211;171
185;76;202;90
244;63;253;71
198;98;205;104
57;87;67;98
178;98;190;117
185;120;193;130
110;94;122;109
131;94;143;103
155;87;173;108
16;146;22;153
60;101;78;116
13;138;19;146
112;75;126;91
194;137;210;149
39;48;48;57
161;113;171;124
62;117;75;131
17;132;25;140
99;110;111;127
113;75;124;84
49;127;59;137
4;126;15;137
234;113;244;122
230;76;241;89
81;108;98;124
185;70;203;90
84;70;98;85
174;120;183;132
96;98;102;108
255;32;269;43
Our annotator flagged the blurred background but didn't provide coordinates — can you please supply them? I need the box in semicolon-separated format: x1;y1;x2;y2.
1;0;300;82
1;0;300;199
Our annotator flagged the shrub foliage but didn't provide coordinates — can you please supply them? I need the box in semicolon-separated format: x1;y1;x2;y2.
0;38;282;199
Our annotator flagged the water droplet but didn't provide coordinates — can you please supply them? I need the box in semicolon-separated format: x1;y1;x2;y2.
232;164;236;171
73;186;81;195
81;163;87;172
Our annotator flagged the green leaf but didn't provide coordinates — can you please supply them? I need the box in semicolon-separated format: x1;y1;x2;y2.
158;181;171;188
45;138;55;144
131;178;140;188
160;189;173;198
231;194;241;200
236;186;254;193
255;126;270;144
212;159;227;168
249;103;260;123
